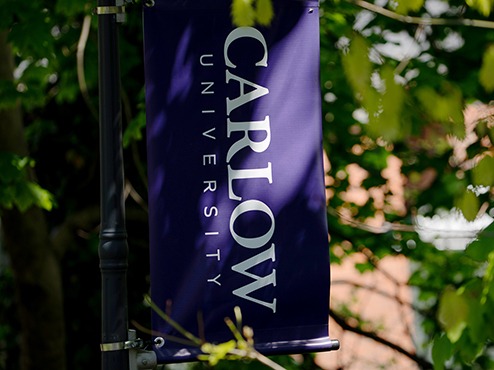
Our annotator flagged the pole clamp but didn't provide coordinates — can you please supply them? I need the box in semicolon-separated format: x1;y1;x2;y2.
100;336;163;352
100;338;145;352
95;6;126;15
94;4;126;22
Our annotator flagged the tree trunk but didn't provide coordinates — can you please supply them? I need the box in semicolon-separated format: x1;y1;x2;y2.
0;31;67;370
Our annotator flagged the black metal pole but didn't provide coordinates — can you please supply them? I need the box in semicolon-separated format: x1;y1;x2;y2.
97;0;129;369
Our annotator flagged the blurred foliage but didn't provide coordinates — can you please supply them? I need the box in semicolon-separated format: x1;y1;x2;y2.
231;0;275;26
0;0;494;369
0;152;55;212
319;0;494;365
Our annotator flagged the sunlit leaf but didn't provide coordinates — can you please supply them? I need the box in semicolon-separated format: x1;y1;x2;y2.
455;190;480;221
0;152;55;212
342;35;373;101
438;287;469;343
395;0;425;14
415;84;465;138
368;66;405;141
466;0;494;16
480;45;494;92
472;155;494;186
417;84;463;128
255;0;274;26
231;0;256;27
27;182;56;211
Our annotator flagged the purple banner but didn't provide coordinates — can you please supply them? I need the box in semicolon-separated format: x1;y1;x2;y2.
143;0;337;363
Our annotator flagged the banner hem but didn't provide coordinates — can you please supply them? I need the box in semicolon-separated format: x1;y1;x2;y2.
154;337;340;364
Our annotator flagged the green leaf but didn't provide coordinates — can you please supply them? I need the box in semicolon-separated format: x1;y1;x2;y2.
55;69;80;104
27;182;56;211
123;111;146;148
415;84;465;138
466;0;494;16
14;181;37;212
0;186;15;209
395;0;425;14
0;153;25;183
432;334;453;370
479;45;494;92
0;80;21;110
231;0;256;26
455;189;479;221
482;251;494;304
489;127;494;144
472;155;494;186
8;9;54;59
342;35;373;101
487;299;494;340
459;279;485;343
255;0;274;26
368;66;405;141
355;261;374;273
465;223;494;261
438;287;469;343
55;0;87;16
456;331;485;364
0;152;55;212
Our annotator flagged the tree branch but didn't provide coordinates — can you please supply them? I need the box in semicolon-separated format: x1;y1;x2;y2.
331;279;419;309
351;0;494;29
329;308;433;369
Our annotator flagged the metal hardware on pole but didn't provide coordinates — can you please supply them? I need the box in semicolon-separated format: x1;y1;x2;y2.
97;0;129;369
128;330;158;370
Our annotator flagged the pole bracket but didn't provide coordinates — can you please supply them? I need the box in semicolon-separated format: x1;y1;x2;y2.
94;3;126;22
95;6;126;14
128;329;158;370
100;332;163;352
100;338;145;352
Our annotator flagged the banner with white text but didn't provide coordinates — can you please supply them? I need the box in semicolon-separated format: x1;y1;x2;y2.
143;0;337;363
